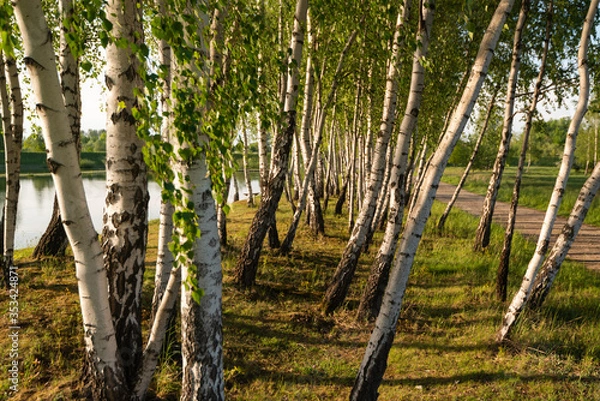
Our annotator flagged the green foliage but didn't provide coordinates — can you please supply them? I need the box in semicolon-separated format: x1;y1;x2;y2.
80;129;106;152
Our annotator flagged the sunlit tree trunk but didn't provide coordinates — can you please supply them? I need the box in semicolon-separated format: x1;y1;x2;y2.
528;163;600;308
102;0;149;384
242;118;255;207
234;0;308;288
13;1;128;398
34;0;80;258
497;0;597;343
351;2;513;398
357;1;432;320
473;0;529;251
0;55;22;286
322;2;411;314
496;0;552;302
150;7;174;322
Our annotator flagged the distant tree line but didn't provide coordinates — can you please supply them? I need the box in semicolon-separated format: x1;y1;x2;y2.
22;127;106;153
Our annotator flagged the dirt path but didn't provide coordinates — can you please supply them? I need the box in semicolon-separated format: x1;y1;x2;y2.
436;182;600;270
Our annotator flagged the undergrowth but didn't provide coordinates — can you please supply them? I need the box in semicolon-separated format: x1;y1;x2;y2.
2;195;600;400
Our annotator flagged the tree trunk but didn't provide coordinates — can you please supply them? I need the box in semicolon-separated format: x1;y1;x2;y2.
178;154;224;400
496;0;552;302
34;0;81;258
0;55;22;285
497;0;597;343
234;0;308;288
351;1;513;398
242;119;255;207
102;0;149;385
14;1;128;397
437;85;500;232
528;160;600;308
357;1;433;321
322;2;412;314
473;0;528;251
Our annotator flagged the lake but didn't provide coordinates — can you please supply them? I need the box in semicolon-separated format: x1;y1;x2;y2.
9;173;258;250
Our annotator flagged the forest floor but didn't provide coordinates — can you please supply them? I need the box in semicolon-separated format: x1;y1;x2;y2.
3;167;600;400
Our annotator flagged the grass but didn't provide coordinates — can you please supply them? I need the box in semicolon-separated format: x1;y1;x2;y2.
442;165;600;226
2;193;600;400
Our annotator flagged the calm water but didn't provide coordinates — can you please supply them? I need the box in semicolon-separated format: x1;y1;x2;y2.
9;172;258;250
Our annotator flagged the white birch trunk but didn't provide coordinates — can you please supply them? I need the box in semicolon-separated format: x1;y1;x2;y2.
497;0;598;342
496;0;552;302
323;2;411;314
150;11;174;322
234;0;308;287
0;55;22;281
357;2;433;320
351;1;513;398
13;1;127;398
102;0;149;381
474;0;528;250
528;160;600;308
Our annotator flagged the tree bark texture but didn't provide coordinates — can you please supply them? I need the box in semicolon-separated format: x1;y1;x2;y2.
528;160;600;309
13;0;129;397
233;0;308;288
356;1;432;321
322;2;411;315
496;0;552;302
497;0;597;343
102;0;149;385
473;0;528;251
351;1;513;398
0;54;22;285
34;0;81;258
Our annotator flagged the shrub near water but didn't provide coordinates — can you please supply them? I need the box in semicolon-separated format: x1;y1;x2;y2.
2;199;600;400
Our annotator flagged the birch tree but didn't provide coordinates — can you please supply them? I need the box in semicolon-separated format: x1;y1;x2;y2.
13;0;129;397
33;0;80;258
527;161;600;309
0;52;22;287
473;0;529;251
322;1;411;314
234;0;308;288
357;0;434;321
497;0;598;343
496;0;553;301
102;0;149;383
351;1;514;398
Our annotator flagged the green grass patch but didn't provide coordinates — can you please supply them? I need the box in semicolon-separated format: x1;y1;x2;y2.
3;198;600;400
442;165;600;226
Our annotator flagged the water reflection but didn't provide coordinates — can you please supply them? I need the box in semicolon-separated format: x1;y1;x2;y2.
9;172;258;250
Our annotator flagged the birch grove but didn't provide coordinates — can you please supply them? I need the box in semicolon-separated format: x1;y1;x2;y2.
497;0;598;343
8;0;600;399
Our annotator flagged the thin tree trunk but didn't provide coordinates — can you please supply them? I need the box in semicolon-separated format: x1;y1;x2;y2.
14;1;128;397
437;84;500;231
280;24;360;253
242;119;255;207
0;55;22;285
150;4;175;324
528;160;600;308
496;0;552;302
497;0;597;343
473;0;528;251
357;0;433;322
34;0;80;258
234;0;308;288
323;2;412;314
351;2;513;398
